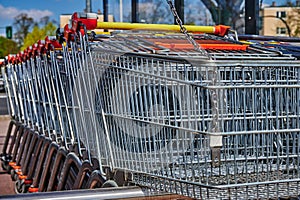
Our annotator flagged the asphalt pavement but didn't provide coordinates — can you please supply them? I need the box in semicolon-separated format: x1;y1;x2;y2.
0;93;9;115
0;117;15;196
0;92;14;195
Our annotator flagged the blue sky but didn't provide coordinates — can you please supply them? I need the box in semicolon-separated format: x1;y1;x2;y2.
0;0;102;26
0;0;288;35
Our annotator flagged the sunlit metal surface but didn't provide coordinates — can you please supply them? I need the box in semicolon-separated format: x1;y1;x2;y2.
3;29;300;199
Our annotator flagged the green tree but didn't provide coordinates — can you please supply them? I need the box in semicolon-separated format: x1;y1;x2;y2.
123;0;208;25
285;3;300;37
138;1;172;23
13;13;34;47
21;22;57;50
0;36;20;58
201;0;243;29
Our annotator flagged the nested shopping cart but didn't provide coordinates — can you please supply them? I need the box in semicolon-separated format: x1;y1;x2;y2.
3;10;300;199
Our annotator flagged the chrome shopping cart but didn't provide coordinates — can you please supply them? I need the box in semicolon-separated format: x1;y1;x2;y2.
2;11;300;200
87;32;300;199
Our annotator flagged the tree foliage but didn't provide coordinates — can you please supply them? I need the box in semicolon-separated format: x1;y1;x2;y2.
122;0;242;30
13;13;57;48
123;0;211;25
285;3;300;36
123;1;173;23
13;13;34;47
21;22;57;50
0;37;20;58
201;0;244;30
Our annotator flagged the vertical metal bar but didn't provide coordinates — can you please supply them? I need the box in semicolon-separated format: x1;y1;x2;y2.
41;53;58;136
15;63;25;122
103;0;108;22
86;0;92;13
81;33;107;172
245;0;259;34
132;0;138;23
102;110;115;169
174;0;184;25
70;41;88;158
2;66;14;117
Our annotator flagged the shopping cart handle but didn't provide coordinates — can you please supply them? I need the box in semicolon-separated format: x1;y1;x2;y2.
6;54;16;64
96;22;231;36
69;12;230;37
24;46;33;59
32;43;40;56
15;52;22;63
45;36;61;50
64;24;75;42
214;25;231;37
36;40;46;54
71;12;98;31
61;12;98;42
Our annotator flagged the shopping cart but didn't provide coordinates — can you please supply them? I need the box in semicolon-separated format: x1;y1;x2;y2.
2;11;300;199
1;35;110;194
87;33;300;199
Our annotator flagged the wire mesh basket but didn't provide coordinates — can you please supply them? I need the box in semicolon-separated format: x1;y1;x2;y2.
3;13;300;199
89;34;300;199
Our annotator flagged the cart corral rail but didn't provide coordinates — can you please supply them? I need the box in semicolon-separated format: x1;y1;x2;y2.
2;11;300;199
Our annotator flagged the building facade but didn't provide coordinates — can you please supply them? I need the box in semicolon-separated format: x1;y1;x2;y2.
260;4;299;36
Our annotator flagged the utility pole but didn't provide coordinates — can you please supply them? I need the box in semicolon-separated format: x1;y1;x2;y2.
175;0;184;24
86;0;92;13
132;0;138;23
103;0;108;22
245;0;259;34
120;0;123;22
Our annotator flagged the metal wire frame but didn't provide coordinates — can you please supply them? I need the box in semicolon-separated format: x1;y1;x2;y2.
4;31;300;199
2;35;103;164
91;33;297;61
87;39;300;199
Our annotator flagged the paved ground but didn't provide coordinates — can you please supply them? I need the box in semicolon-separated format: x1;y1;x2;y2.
0;116;15;196
0;94;9;115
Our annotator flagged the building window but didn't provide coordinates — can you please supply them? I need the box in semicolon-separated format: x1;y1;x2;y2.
276;27;287;34
276;11;286;18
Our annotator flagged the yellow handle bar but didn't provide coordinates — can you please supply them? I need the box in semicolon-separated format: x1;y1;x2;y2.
96;22;230;36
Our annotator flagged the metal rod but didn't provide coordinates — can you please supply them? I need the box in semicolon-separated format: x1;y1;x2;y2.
174;0;184;25
103;0;108;22
1;187;145;200
96;22;229;35
131;0;138;23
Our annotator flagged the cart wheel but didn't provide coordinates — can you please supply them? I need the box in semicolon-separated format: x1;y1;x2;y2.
14;179;23;194
21;183;29;193
10;169;16;181
1;161;8;171
102;180;118;188
14;173;19;182
86;170;105;189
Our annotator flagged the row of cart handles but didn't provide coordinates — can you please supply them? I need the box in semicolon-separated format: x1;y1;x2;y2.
5;37;61;64
2;12;231;65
